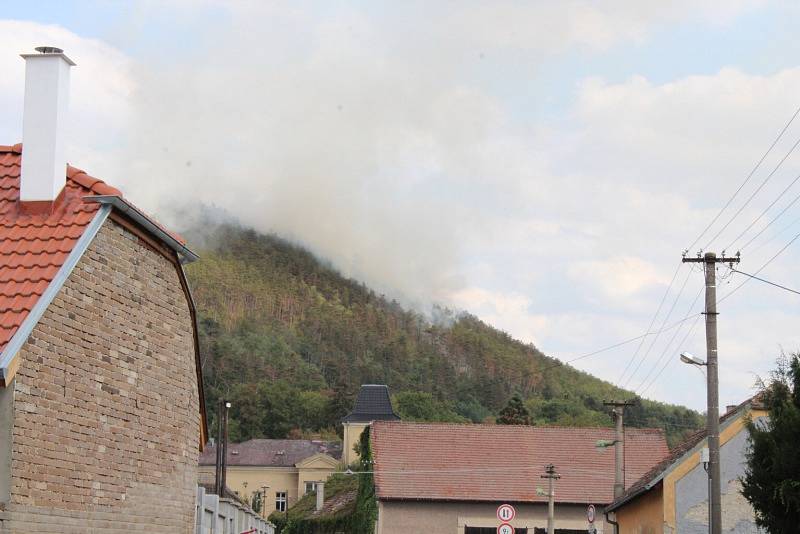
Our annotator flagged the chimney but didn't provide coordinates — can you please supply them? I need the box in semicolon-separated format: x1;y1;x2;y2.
315;481;325;512
20;47;75;203
726;405;738;414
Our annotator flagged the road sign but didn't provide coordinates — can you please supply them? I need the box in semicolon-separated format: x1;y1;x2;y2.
497;523;514;534
497;503;516;522
587;504;596;523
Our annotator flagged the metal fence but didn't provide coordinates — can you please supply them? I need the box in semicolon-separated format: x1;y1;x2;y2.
195;486;275;534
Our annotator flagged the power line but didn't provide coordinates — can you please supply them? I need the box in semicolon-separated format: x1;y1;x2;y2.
637;313;703;399
617;263;683;387
704;134;800;250
738;188;800;252
634;284;704;395
539;311;703;375
729;268;800;297
621;267;694;389
724;171;800;251
720;230;800;303
686;103;800;251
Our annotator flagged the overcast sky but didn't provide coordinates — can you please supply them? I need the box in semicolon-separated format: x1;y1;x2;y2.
2;1;800;412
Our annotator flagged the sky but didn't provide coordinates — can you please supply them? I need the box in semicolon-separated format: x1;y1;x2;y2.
1;0;800;412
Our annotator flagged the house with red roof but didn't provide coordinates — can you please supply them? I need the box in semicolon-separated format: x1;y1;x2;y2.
0;48;206;532
370;421;669;534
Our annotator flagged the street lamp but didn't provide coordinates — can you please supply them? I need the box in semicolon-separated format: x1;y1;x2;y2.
680;352;706;366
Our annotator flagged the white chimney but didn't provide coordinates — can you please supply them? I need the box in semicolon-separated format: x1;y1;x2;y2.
20;47;75;203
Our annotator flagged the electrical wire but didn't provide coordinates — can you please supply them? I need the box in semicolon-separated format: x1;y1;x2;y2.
729;268;800;297
738;188;800;252
636;313;703;399
724;171;800;252
720;229;800;303
617;263;683;387
538;310;703;375
704;134;800;250
686;103;800;252
634;284;704;395
621;267;694;389
748;212;800;256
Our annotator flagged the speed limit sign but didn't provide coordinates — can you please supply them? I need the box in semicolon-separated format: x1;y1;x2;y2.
497;523;514;534
497;504;516;522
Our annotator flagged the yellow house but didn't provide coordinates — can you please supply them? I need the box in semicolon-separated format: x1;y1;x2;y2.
199;439;342;516
606;398;768;534
342;385;400;465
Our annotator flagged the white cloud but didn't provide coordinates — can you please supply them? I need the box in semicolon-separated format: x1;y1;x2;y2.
568;256;670;299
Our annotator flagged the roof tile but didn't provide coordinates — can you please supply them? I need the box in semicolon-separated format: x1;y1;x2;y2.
0;146;117;352
371;421;669;505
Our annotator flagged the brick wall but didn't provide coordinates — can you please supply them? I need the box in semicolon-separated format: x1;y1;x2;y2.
0;219;201;533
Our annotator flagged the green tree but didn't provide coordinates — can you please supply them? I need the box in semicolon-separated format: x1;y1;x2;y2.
393;391;467;423
742;353;800;533
496;395;532;425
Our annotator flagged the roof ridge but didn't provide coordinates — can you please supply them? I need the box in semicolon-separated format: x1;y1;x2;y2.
374;421;665;433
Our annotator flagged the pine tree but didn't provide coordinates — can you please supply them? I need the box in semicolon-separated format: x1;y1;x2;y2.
496;395;533;425
741;353;800;533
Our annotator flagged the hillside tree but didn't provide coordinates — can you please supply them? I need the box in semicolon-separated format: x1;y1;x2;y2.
496;395;533;425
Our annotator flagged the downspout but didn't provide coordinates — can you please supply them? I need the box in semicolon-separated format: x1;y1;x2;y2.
605;510;619;534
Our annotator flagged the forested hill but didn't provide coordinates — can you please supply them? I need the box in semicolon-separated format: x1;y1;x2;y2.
184;222;702;446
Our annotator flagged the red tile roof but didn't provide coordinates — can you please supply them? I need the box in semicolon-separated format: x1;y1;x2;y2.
0;144;121;353
371;421;669;505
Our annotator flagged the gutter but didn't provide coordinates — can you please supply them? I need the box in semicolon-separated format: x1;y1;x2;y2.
86;195;199;263
0;205;112;386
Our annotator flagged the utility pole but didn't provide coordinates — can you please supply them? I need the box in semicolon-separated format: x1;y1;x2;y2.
682;251;739;534
603;400;635;499
214;399;224;496
214;399;231;496
540;464;560;534
221;400;230;494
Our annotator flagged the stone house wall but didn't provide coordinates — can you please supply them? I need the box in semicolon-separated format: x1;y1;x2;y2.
0;218;201;533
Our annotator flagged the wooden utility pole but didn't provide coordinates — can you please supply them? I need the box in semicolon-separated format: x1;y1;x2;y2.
541;464;560;534
214;399;231;496
603;400;635;499
682;251;739;534
221;400;230;494
214;399;224;496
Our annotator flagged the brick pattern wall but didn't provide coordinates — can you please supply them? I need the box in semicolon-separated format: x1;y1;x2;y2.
0;219;201;533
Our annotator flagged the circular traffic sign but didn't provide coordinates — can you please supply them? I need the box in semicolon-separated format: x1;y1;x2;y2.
497;523;515;534
497;503;516;522
587;504;596;523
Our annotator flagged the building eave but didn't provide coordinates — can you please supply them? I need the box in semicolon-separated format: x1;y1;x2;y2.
86;195;199;263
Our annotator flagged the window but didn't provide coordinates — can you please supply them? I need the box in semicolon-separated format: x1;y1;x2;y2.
305;481;316;495
533;529;584;534
276;491;287;512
